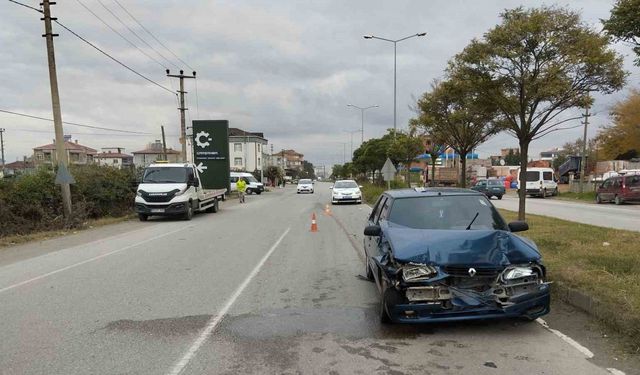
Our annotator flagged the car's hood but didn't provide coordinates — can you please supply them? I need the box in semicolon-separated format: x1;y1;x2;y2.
333;188;360;194
137;183;186;193
382;223;541;266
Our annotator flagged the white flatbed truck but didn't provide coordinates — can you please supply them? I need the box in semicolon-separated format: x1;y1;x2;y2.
135;162;226;221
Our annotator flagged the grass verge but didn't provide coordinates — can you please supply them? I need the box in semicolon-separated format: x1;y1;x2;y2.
500;209;640;350
0;214;135;249
554;191;597;203
361;184;386;205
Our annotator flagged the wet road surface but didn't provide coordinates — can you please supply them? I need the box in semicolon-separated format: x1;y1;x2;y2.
0;183;626;374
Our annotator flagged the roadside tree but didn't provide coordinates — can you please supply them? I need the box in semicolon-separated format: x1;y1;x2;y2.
388;127;424;187
449;6;626;219
597;89;640;160
603;0;640;66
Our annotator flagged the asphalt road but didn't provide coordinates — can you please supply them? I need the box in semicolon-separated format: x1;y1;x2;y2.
492;194;640;232
0;183;626;374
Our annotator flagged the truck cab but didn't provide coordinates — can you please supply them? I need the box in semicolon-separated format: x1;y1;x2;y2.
135;163;226;221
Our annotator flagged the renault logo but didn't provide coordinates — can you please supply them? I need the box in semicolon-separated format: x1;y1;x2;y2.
468;268;477;277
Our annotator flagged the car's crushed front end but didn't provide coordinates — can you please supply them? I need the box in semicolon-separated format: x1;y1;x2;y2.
377;227;551;323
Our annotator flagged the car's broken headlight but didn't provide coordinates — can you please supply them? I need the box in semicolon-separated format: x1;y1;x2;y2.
401;264;437;282
502;266;535;280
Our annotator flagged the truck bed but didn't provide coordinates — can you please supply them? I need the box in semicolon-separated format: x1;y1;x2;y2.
201;188;227;202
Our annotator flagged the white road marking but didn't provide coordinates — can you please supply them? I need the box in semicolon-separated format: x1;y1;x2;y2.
166;227;291;375
536;318;594;358
607;368;626;375
0;225;191;295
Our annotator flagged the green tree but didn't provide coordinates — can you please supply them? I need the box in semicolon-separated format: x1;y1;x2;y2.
416;79;499;187
597;89;640;160
504;149;520;166
449;6;626;219
300;160;316;179
388;128;425;187
603;0;640;66
265;166;283;186
352;134;394;181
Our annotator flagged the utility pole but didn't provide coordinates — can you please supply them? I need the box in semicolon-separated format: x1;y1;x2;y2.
42;0;72;218
160;125;167;161
0;128;5;172
579;105;590;193
166;69;196;162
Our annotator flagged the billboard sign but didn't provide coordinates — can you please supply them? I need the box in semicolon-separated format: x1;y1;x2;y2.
192;120;230;191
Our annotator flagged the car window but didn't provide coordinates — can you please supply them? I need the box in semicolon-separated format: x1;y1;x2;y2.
299;179;312;184
142;167;187;183
487;180;502;186
230;177;238;183
627;176;640;186
602;179;611;188
613;178;621;188
370;196;387;224
476;181;486;186
335;181;358;188
379;199;392;222
525;171;540;181
542;172;553;181
387;195;508;230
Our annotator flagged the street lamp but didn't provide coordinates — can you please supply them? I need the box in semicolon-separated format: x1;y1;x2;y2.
344;129;362;160
363;32;427;133
347;104;378;143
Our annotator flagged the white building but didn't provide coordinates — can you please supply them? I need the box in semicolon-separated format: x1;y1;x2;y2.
95;148;133;169
229;128;268;172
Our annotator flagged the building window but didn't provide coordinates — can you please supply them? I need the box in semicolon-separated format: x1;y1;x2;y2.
258;157;261;166
44;152;52;161
234;157;243;166
257;144;261;152
234;143;242;152
36;153;44;161
113;159;118;164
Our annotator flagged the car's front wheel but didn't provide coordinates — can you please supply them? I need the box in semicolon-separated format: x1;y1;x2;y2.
596;194;602;204
183;202;193;221
138;213;148;221
379;284;392;324
497;195;503;200
615;195;623;205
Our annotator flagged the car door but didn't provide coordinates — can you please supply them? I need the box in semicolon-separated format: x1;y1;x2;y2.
542;171;555;192
365;195;387;261
626;175;640;201
599;178;612;200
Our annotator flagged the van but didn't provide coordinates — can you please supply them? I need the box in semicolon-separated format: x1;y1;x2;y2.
517;167;558;198
596;172;640;205
230;172;264;195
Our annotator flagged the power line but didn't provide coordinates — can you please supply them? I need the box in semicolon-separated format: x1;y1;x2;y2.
74;0;167;70
0;109;153;134
95;0;178;69
54;19;176;95
112;0;194;70
8;0;176;95
4;128;170;137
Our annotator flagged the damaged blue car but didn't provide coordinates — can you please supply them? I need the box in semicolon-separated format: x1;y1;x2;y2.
364;188;550;324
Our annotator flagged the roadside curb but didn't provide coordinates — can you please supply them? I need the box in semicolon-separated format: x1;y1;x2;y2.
553;282;640;347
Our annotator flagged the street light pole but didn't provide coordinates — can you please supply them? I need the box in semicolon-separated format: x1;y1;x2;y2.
364;32;426;133
347;104;378;143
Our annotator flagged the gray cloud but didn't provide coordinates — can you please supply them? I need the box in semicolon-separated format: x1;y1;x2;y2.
1;0;638;167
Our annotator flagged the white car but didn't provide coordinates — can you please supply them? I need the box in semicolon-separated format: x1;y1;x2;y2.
330;180;362;204
517;167;558;198
297;179;314;194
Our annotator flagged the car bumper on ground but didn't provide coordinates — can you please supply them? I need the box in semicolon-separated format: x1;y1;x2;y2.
332;195;362;203
135;202;188;216
386;284;550;324
298;188;313;193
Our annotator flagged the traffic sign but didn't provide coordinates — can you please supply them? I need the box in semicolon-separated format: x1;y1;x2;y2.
192;120;230;191
381;158;396;181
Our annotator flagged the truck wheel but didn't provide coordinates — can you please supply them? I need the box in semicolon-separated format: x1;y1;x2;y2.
256;191;262;195
184;202;193;220
246;189;252;195
541;189;547;198
614;195;622;205
212;198;219;213
497;195;503;200
138;214;148;222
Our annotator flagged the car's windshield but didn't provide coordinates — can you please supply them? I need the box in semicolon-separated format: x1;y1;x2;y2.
245;176;259;183
299;179;312;184
387;195;508;230
142;167;187;183
335;181;358;188
526;171;540;181
487;180;502;186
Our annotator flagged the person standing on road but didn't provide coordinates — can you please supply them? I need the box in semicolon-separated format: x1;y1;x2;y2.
237;177;247;203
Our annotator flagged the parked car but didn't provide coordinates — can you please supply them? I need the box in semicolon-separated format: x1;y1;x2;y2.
471;179;505;199
230;172;264;195
297;179;314;194
596;173;640;205
364;188;550;324
330;180;362;204
517;167;558;197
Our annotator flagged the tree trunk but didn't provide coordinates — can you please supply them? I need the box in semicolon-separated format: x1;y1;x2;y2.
406;160;411;187
460;156;467;188
431;158;436;187
518;141;529;221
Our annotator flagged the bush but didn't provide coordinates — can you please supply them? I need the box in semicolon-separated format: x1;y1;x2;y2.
0;165;136;238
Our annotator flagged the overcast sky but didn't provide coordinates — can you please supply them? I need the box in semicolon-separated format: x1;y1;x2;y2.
1;0;638;167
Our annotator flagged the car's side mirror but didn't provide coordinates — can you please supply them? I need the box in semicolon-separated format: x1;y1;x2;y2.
359;185;363;188
364;225;382;236
508;221;529;232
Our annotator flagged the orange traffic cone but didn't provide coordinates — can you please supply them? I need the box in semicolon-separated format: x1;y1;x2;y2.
310;212;318;232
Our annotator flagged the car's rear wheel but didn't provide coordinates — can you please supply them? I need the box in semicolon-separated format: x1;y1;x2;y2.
541;189;547;198
614;195;622;205
497;195;503;200
596;194;602;204
256;191;262;195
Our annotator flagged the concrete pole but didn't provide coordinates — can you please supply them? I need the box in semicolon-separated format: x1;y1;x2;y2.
42;0;72;218
161;125;167;161
393;41;397;134
0;128;5;171
167;70;195;162
579;105;590;194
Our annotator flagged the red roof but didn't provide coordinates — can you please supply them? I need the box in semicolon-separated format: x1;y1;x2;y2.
33;141;97;154
95;152;133;158
4;161;34;169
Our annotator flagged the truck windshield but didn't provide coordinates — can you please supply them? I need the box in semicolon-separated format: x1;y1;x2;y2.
142;167;187;183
